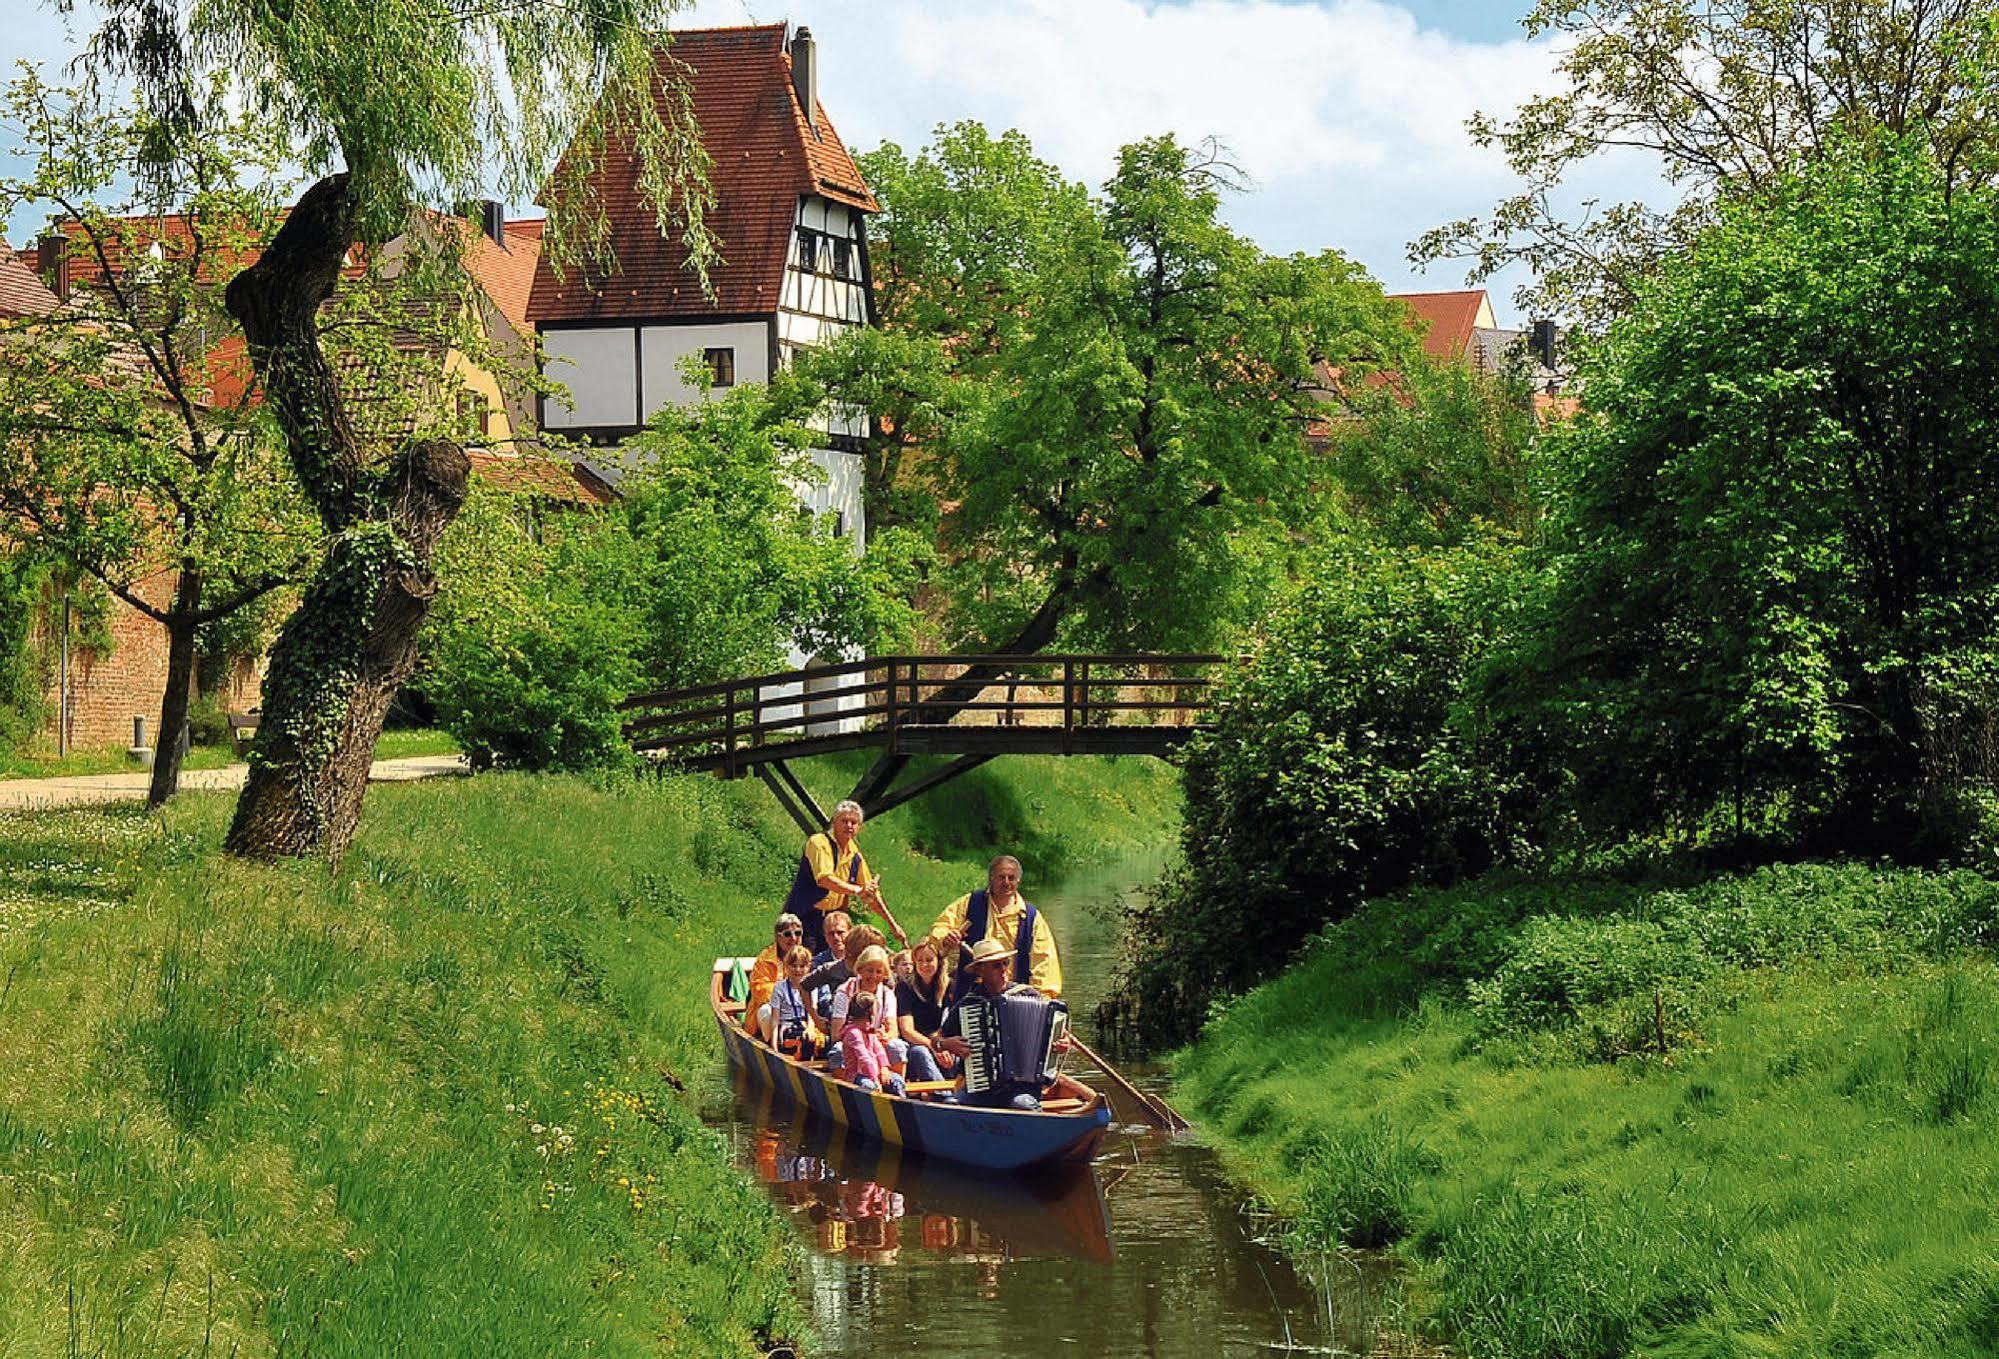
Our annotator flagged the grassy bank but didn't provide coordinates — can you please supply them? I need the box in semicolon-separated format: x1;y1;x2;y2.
1175;862;1999;1359
0;753;1177;1356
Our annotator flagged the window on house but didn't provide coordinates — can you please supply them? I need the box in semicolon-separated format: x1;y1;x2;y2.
797;228;818;273
704;346;736;387
831;238;852;280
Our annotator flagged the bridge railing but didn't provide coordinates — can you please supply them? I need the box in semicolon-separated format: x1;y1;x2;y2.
619;653;1224;770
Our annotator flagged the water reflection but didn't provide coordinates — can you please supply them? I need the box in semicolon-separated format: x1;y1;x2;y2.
738;1077;1114;1265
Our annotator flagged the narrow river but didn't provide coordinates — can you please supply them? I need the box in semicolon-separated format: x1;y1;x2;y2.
700;853;1402;1357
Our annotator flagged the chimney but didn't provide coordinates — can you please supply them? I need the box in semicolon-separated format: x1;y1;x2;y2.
36;232;69;300
479;199;507;248
1530;318;1558;371
791;27;818;134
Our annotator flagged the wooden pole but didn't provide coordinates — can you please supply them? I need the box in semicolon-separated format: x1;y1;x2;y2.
1069;1032;1190;1132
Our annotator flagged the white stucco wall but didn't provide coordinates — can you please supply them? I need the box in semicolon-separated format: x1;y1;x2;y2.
639;321;770;417
541;327;638;429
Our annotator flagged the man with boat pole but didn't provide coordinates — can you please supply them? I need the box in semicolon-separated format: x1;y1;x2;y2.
926;854;1062;1001
783;800;908;955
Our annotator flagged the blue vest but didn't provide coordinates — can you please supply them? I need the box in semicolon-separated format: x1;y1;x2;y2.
949;889;1038;1002
783;836;867;947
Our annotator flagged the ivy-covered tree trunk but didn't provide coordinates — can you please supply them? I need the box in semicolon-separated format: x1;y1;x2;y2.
146;568;201;807
221;172;469;865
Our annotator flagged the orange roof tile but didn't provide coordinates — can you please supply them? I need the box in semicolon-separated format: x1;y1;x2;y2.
1388;290;1487;362
0;244;60;318
528;23;877;325
465;448;617;506
457;217;543;335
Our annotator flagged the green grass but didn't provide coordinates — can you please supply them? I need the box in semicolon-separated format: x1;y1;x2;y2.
372;727;462;761
1175;863;1999;1359
0;753;1178;1356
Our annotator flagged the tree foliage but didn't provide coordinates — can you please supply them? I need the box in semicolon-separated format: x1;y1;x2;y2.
423;377;920;771
1415;0;1999;327
1107;541;1541;1046
833;123;1415;654
0;74;316;796
1493;135;1999;854
67;0;714;860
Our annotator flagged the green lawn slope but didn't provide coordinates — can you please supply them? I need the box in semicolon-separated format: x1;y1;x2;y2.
1174;863;1999;1359
0;754;1178;1357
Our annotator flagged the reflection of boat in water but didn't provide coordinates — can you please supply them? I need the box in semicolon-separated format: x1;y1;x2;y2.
736;1075;1116;1264
711;961;1111;1171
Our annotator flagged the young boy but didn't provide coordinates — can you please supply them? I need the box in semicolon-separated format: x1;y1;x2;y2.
760;945;823;1061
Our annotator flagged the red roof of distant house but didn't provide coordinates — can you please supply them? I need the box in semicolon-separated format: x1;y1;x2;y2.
465;448;617;506
528;23;877;325
456;217;543;335
0;244;60;317
1390;290;1487;362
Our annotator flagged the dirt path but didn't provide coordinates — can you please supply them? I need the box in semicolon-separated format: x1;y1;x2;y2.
0;754;469;811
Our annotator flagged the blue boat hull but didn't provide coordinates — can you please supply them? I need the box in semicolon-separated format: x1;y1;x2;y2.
713;999;1111;1172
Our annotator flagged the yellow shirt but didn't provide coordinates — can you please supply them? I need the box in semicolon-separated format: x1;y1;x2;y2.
926;892;1063;998
803;833;873;916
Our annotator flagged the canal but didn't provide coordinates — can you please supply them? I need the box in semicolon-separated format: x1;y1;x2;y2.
700;854;1404;1357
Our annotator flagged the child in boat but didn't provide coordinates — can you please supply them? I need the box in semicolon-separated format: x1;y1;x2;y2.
835;944;949;1086
840;993;904;1095
746;913;806;1030
760;944;823;1060
811;924;884;1026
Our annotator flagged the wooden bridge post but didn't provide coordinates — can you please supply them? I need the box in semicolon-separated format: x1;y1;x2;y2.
1062;658;1075;755
884;660;899;752
723;686;737;778
1079;659;1091;730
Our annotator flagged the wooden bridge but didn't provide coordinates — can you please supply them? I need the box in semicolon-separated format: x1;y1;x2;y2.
619;653;1222;831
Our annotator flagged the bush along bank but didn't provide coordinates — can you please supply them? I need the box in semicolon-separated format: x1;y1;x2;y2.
1174;862;1999;1359
0;754;1178;1357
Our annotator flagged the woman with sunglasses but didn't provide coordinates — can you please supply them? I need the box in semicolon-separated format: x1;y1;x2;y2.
745;912;807;1030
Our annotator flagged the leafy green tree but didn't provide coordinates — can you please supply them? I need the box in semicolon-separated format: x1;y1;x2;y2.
1324;356;1544;548
1415;0;1999;327
1494;136;1999;855
69;0;711;861
0;75;316;801
424;375;920;771
1105;540;1541;1047
848;126;1412;655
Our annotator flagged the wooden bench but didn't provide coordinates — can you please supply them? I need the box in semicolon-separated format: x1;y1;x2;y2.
228;711;261;756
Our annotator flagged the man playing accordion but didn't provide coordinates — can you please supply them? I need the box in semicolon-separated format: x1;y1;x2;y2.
937;938;1071;1109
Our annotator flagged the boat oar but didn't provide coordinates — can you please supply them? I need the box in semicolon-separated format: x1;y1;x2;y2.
1069;1032;1191;1133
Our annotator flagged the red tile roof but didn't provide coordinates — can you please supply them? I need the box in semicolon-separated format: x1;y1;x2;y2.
1389;290;1487;362
457;217;543;336
465;448;618;506
0;244;59;318
528;23;877;325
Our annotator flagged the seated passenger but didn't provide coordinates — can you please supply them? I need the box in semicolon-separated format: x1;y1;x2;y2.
896;938;956;1083
760;944;824;1060
808;922;882;1026
834;944;945;1086
746;913;805;1029
937;937;1062;1109
840;993;904;1095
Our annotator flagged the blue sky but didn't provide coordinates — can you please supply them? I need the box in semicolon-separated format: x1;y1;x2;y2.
3;0;1666;322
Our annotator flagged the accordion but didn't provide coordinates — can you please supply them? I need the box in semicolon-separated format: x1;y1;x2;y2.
958;991;1068;1095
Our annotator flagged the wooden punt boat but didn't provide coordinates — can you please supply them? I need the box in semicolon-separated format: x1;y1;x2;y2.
711;959;1112;1172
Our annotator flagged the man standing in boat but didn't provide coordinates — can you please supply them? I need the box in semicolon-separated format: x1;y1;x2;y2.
784;800;907;954
927;854;1062;1000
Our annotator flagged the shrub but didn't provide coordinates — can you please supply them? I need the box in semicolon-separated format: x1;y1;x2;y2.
1106;540;1545;1046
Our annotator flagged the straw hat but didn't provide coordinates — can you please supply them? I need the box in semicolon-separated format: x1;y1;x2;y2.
967;938;1012;968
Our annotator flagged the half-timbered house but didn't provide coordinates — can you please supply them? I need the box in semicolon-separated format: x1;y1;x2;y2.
526;22;877;545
